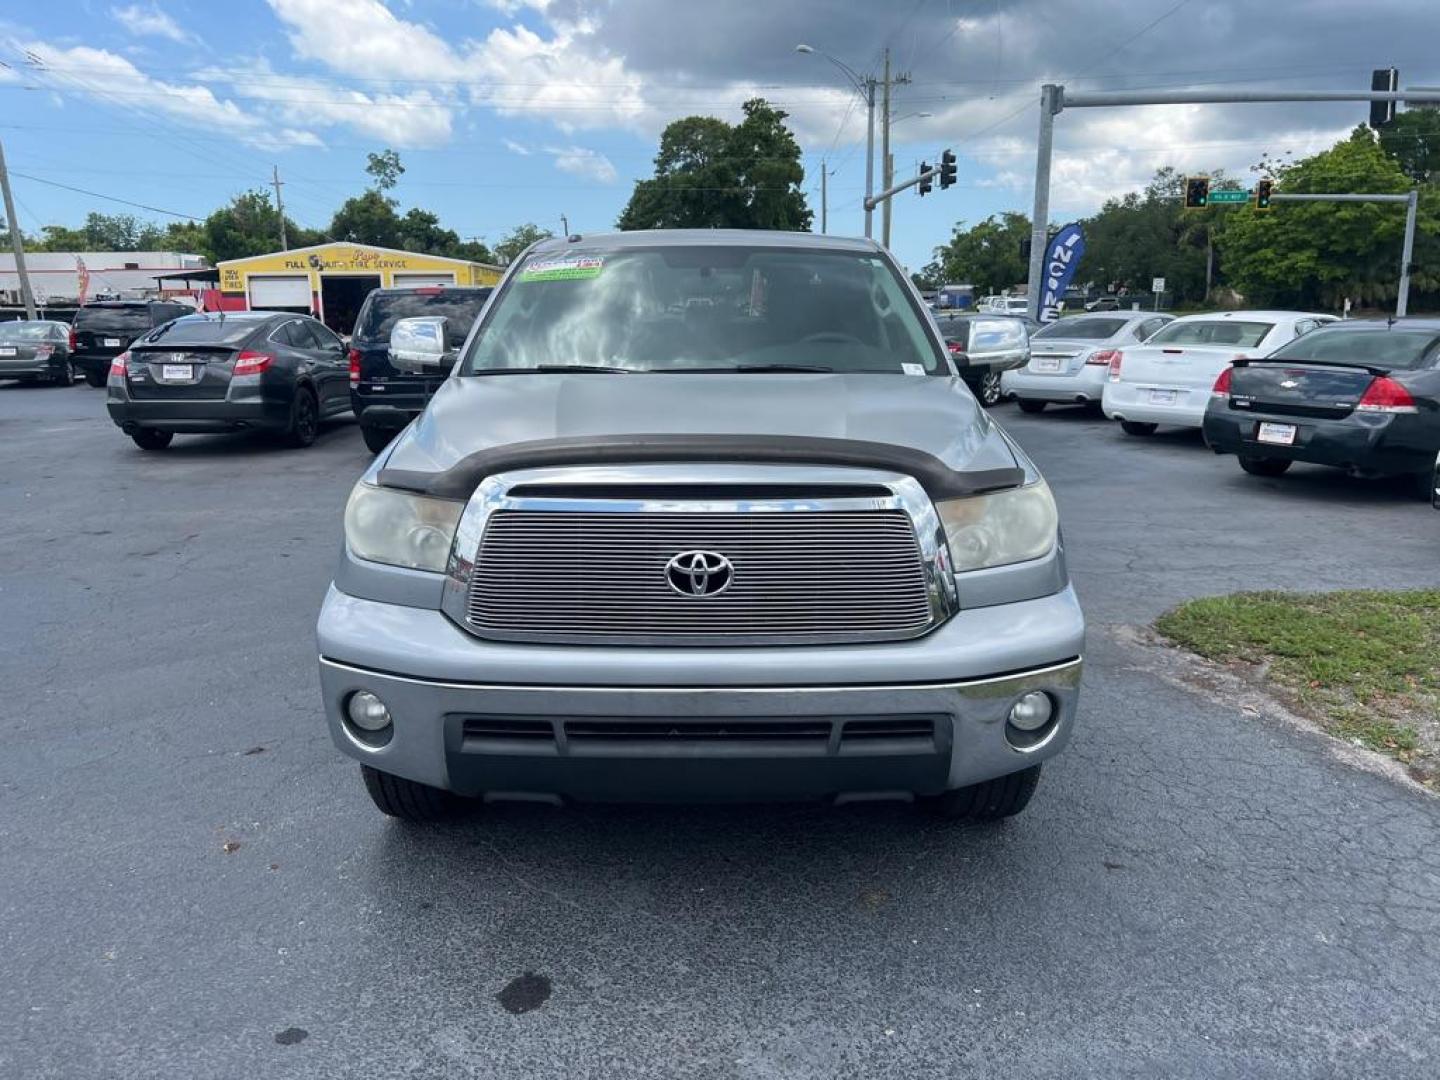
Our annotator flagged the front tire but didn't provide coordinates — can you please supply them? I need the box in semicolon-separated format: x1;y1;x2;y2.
1016;399;1046;414
360;765;455;822
287;388;319;448
1120;420;1158;437
130;428;173;451
83;366;107;388
922;765;1042;823
53;360;77;386
1239;456;1292;478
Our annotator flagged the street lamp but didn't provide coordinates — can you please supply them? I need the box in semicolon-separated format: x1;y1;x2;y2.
795;43;877;240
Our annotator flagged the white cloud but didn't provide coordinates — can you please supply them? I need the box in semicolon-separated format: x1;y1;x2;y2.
548;145;617;183
265;0;648;133
110;4;192;44
485;0;553;13
17;41;320;150
502;138;533;155
193;61;454;148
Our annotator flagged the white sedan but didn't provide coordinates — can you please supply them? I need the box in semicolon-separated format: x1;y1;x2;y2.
1101;310;1337;435
1002;310;1174;412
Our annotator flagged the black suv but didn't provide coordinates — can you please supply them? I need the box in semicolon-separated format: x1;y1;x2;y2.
349;285;493;453
71;300;194;386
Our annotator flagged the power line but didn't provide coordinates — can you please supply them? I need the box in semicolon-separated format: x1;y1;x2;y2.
8;172;202;220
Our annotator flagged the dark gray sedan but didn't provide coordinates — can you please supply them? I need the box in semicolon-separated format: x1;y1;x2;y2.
106;310;352;451
0;320;77;385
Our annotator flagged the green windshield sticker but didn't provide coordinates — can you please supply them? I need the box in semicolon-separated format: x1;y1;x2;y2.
520;256;604;281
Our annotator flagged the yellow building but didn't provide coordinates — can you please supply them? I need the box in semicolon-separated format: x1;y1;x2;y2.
215;242;502;333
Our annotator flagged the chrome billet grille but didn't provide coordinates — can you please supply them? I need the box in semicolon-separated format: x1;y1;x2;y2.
465;509;934;644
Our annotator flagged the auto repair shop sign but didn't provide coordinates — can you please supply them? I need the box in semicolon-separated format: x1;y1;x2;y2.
1039;223;1085;324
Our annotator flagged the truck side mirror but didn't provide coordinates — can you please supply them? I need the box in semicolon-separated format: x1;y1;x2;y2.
389;316;457;375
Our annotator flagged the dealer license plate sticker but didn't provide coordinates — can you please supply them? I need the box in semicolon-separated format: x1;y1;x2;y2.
1257;422;1297;446
161;364;193;382
1034;357;1062;373
0;348;15;357
1149;388;1177;405
104;338;122;347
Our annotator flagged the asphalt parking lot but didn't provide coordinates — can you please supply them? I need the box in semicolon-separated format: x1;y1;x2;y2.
3;383;1439;1079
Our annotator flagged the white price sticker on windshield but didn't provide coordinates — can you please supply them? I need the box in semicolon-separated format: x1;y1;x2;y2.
901;363;926;376
520;256;604;282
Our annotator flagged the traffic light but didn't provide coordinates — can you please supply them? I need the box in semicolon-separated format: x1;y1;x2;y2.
1184;176;1210;209
1254;178;1273;211
939;149;957;190
918;162;932;196
1370;67;1398;128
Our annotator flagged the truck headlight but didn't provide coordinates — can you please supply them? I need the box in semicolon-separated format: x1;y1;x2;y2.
937;479;1057;572
344;482;464;572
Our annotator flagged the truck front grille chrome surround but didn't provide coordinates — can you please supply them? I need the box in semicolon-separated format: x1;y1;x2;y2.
439;463;959;646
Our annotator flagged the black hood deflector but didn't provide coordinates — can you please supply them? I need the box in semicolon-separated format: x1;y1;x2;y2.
378;434;1025;502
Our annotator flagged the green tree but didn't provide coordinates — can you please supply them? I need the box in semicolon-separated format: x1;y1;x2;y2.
618;98;811;231
1378;108;1440;185
365;149;405;192
450;237;496;264
202;190;310;261
397;207;459;254
1079;167;1226;305
931;212;1031;297
494;223;554;266
1220;127;1440;309
329;189;402;248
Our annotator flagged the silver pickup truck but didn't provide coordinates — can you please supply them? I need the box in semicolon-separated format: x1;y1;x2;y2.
316;230;1085;823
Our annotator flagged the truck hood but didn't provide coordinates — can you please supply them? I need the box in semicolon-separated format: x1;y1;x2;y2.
384;372;1023;480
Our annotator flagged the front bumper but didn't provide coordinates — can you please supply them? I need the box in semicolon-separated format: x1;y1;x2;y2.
1002;364;1108;403
1102;380;1208;428
316;584;1086;802
1203;406;1433;475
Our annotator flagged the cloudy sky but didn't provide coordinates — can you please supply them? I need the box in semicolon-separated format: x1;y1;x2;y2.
1;0;1436;269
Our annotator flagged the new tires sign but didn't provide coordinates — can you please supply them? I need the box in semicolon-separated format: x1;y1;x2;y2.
1039;223;1085;324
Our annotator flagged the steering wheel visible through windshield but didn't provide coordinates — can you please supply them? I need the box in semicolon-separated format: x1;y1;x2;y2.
461;245;947;375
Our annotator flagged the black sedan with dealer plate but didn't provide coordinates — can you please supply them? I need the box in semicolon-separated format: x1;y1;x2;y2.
106;310;351;451
1203;318;1440;495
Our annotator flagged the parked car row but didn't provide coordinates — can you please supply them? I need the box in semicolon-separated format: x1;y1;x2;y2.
2;285;494;455
1001;308;1440;498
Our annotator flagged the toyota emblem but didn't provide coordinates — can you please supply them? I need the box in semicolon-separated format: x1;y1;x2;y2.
664;550;734;597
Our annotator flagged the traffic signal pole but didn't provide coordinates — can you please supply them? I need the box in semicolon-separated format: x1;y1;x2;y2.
1026;84;1440;321
1267;191;1419;316
865;163;942;206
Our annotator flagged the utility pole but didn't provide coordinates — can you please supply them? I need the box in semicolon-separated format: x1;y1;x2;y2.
271;165;288;251
821;161;828;234
880;49;911;250
560;213;569;237
0;136;37;319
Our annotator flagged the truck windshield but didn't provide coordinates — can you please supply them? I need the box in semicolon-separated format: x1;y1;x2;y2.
463;245;945;375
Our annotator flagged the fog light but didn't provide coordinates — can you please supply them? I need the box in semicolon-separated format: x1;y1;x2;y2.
347;691;392;732
1008;691;1053;732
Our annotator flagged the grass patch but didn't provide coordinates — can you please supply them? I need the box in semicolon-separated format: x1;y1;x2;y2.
1156;590;1440;774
